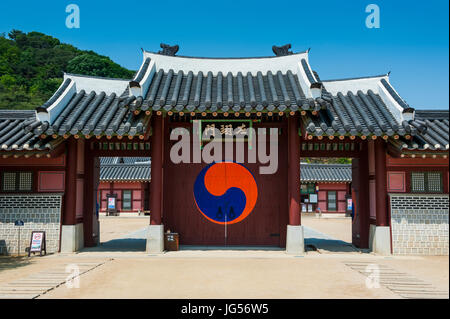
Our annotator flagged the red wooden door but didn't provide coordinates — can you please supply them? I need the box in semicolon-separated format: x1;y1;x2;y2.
163;121;287;247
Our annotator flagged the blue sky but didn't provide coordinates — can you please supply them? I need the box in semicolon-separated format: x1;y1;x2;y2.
1;0;448;109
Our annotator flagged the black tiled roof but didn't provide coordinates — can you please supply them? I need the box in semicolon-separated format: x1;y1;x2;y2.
0;111;58;152
395;110;449;151
36;78;72;112
26;50;416;139
100;157;118;164
25;90;150;139
0;46;447;156
99;157;151;181
131;58;151;83
300;163;352;183
100;157;150;164
131;70;317;114
301;59;317;83
98;160;350;183
46;91;148;137
380;79;410;109
120;157;150;164
303;87;409;137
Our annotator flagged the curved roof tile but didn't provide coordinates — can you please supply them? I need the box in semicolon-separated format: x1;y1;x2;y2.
300;163;352;183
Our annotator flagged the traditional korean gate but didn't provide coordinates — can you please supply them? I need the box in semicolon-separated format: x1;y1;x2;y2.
163;121;287;247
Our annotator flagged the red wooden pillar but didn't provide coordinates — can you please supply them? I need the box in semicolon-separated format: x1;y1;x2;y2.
83;141;95;246
63;138;77;225
150;115;163;225
374;139;388;226
140;184;145;212
351;141;370;248
288;115;301;225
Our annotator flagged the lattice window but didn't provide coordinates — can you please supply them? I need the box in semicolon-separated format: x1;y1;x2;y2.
18;172;33;191
122;190;132;210
411;171;443;193
2;172;16;191
327;191;337;211
427;172;443;193
411;172;425;192
1;171;33;192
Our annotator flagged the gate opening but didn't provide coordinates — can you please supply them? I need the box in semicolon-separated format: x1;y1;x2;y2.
300;157;363;253
83;156;150;252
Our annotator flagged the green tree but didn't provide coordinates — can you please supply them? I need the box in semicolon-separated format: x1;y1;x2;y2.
66;54;134;78
0;30;134;110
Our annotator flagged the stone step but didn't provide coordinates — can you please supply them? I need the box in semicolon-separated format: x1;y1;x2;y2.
384;283;433;288
401;296;448;299
0;260;106;299
0;294;37;299
0;287;48;291
388;287;447;293
344;260;449;299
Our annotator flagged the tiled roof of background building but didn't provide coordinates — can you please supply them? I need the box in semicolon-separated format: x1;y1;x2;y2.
98;158;351;183
300;163;352;183
99;157;151;181
100;157;150;165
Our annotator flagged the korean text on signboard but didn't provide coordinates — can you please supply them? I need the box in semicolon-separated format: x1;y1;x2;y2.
200;120;252;142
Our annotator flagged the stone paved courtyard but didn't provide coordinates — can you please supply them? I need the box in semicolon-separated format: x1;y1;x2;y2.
0;216;448;299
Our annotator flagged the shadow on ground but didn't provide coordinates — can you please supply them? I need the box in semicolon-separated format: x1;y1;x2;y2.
81;238;146;252
180;245;284;251
80;227;147;252
304;238;362;253
0;256;33;272
79;226;369;254
303;226;370;253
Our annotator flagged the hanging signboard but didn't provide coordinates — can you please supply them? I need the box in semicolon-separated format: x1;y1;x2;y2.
28;231;46;257
309;194;318;203
14;220;24;226
198;120;254;143
200;120;252;141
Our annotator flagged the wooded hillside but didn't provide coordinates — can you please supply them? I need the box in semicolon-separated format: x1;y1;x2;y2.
0;30;134;110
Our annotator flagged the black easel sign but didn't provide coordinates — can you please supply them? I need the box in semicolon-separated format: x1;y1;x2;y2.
28;231;47;257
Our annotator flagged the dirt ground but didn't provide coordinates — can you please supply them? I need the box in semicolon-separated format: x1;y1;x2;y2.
39;256;400;299
99;215;149;242
1;216;448;299
302;215;352;243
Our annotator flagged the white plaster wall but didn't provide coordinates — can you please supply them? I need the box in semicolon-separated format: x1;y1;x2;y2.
144;51;309;76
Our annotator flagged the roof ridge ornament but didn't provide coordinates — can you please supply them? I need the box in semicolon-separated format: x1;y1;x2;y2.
158;43;179;56
272;44;293;56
